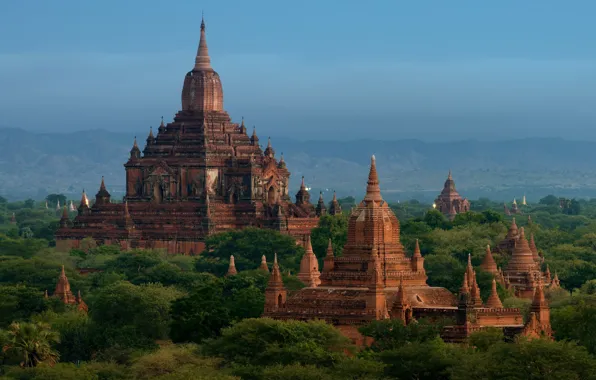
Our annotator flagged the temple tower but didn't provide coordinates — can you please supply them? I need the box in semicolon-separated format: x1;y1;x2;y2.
297;236;321;286
264;254;287;312
434;170;470;218
54;265;76;304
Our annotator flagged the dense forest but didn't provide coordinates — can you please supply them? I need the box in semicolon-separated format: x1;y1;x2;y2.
2;194;596;379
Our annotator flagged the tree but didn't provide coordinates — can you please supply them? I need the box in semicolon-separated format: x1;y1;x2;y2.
170;283;231;344
451;339;596;380
195;228;304;275
539;195;559;206
311;214;348;257
204;318;354;368
45;194;67;208
376;338;459;380
359;318;444;352
424;209;447;229
4;322;60;367
90;281;183;350
0;285;47;328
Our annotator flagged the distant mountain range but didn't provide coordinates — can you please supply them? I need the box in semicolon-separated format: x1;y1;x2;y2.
1;127;595;202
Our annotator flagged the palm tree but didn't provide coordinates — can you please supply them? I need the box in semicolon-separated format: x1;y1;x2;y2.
5;322;60;367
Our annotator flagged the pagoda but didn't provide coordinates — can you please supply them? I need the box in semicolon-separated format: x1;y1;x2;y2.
263;157;551;343
434;171;470;220
55;18;319;254
503;227;550;298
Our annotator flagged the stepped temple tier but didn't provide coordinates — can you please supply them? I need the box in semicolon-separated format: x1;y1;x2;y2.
55;18;319;254
263;157;551;343
434;171;470;220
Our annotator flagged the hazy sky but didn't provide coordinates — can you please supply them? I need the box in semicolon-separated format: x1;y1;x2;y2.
1;0;595;141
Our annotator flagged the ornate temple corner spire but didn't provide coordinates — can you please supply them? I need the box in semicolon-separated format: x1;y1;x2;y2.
323;238;334;273
54;265;76;304
250;126;258;145
411;239;425;273
524;282;552;338
278;152;286;168
466;254;474;282
545;265;552;282
264;253;287;312
551;272;561;288
95;176;111;205
485;279;503;308
328;190;342;215
391;280;412;325
146;126;155;146
366;255;388;319
295;176;311;205
158;116;166;133
480;245;498;275
264;137;275;158
78;189;90;215
194;15;212;70
226;255;238;277
59;206;70;228
130;136;141;160
460;272;470;295
316;191;327;216
297;236;321;286
470;271;483;307
259;255;269;272
76;290;88;313
364;155;382;203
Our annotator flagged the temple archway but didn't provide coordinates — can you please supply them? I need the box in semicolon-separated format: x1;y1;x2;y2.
153;182;163;203
277;294;283;307
268;186;277;204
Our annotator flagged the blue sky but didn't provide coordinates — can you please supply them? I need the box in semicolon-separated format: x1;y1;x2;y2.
1;0;595;140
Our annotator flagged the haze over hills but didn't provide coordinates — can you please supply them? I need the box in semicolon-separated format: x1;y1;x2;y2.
1;126;595;202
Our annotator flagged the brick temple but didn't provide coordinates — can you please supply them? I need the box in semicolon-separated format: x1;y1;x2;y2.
55;18;319;254
434;171;470;220
260;157;551;343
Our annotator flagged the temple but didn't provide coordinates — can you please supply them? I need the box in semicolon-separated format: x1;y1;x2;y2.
55;18;319;254
263;157;551;343
49;266;88;313
434;171;470;220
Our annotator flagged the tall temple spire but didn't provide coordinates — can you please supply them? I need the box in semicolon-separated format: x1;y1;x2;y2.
411;238;425;273
364;155;382;203
460;272;470;294
470;270;483;307
194;15;212;70
480;245;498;275
54;265;76;304
264;253;287;311
226;255;238;277
316;191;327;216
59;206;70;228
95;176;111;205
413;239;422;258
297;235;321;286
323;238;335;273
485;279;503;308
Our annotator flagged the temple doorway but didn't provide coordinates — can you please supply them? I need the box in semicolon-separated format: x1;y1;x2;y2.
268;187;277;204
